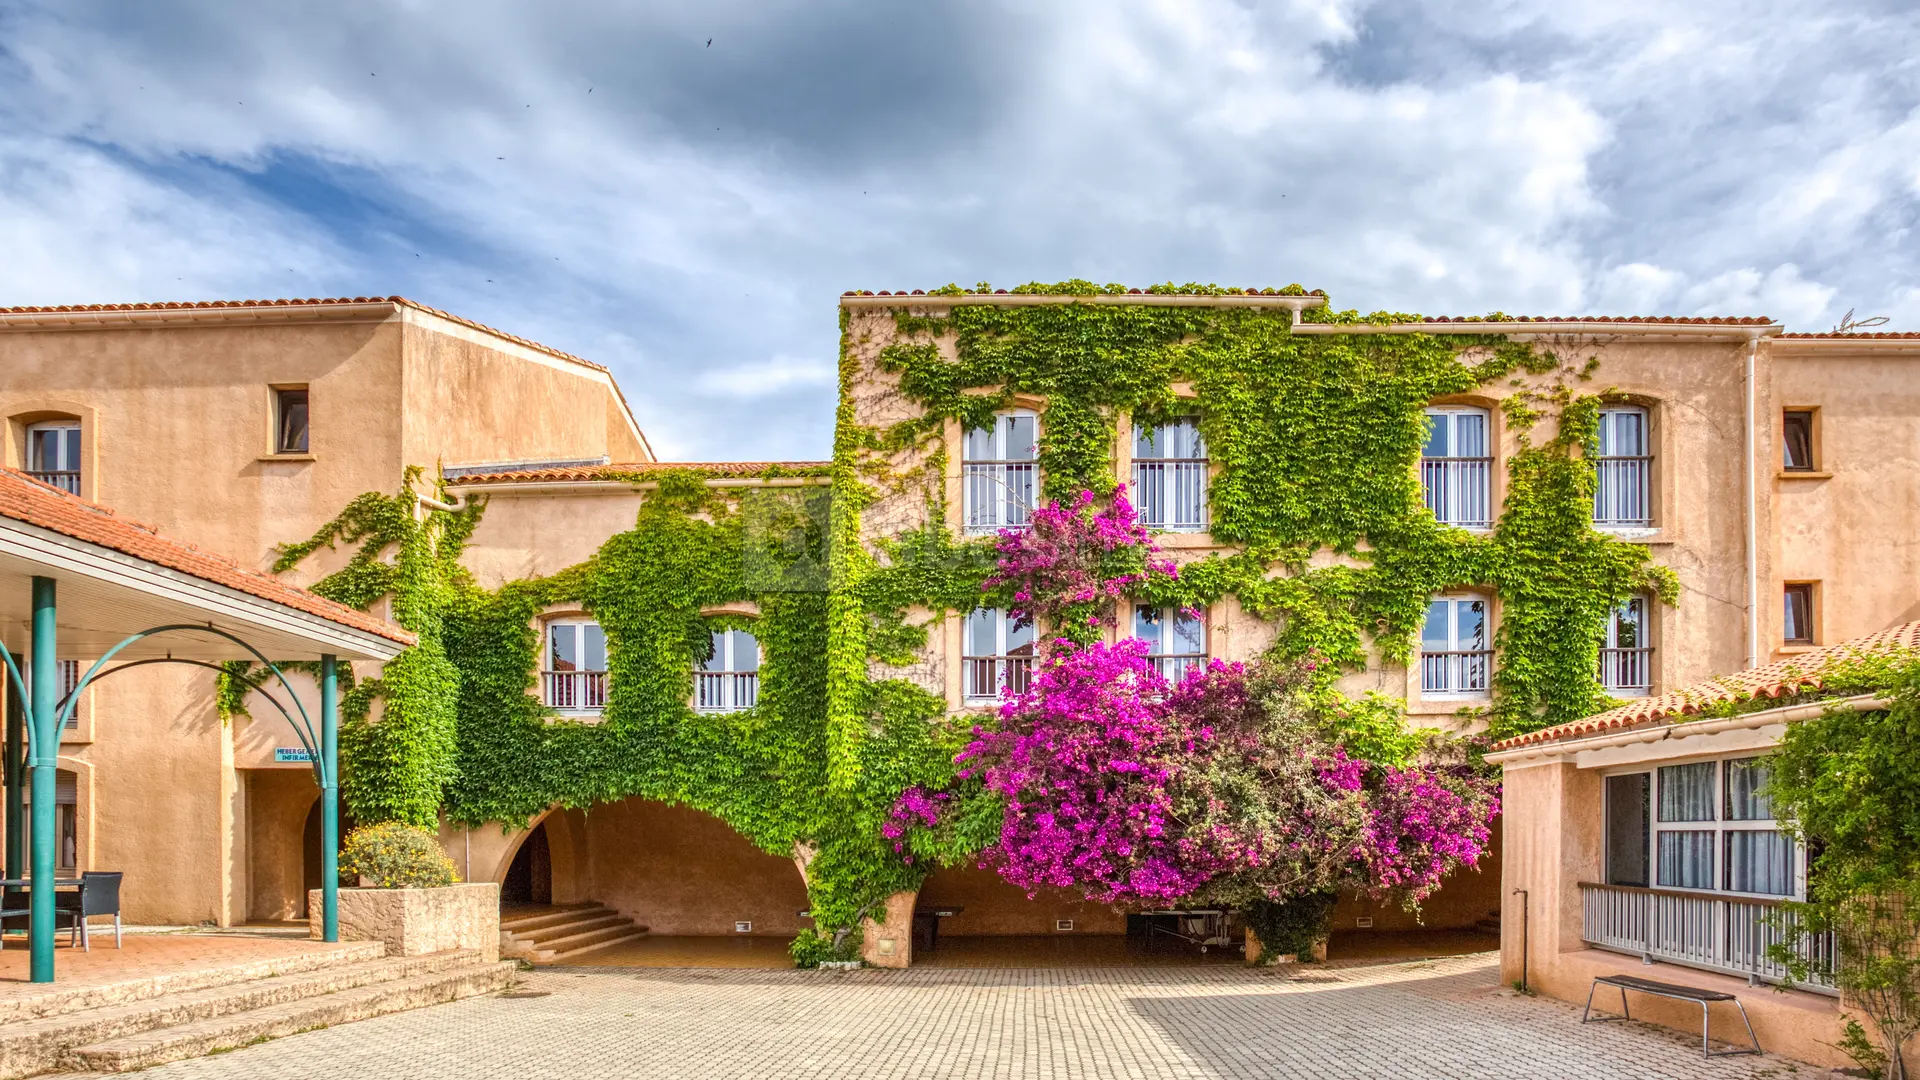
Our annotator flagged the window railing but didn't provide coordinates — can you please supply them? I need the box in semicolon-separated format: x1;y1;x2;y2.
1420;650;1490;694
963;462;1036;534
1600;647;1653;695
963;656;1032;703
543;670;608;712
1420;457;1492;528
695;671;759;713
1580;882;1836;994
28;470;80;495
1594;457;1652;527
1150;655;1205;684
1132;460;1208;532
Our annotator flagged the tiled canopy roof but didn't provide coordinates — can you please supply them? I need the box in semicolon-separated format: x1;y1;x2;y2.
446;461;832;485
0;296;610;375
0;468;414;646
1493;620;1920;750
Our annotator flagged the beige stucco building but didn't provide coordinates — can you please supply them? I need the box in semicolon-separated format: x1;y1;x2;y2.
3;292;1918;1005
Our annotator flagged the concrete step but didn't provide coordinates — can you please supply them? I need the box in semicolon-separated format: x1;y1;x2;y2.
0;942;389;1027
0;951;482;1080
66;960;515;1074
514;914;630;945
528;923;648;961
498;905;605;932
538;930;649;964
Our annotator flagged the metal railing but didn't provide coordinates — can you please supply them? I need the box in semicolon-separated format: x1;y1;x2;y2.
963;462;1035;534
1420;650;1490;694
543;670;608;711
1580;882;1836;993
1420;457;1492;528
963;656;1032;702
1599;647;1653;695
28;470;80;495
1150;655;1206;684
1132;460;1208;532
695;671;759;713
1594;457;1652;527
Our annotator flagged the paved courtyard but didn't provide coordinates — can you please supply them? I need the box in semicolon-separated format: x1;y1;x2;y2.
115;953;1826;1080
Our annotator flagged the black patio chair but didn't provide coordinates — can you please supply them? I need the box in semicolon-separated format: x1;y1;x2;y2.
0;886;26;950
56;871;122;951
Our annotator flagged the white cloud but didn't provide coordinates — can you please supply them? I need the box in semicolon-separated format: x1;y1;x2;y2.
0;0;1916;459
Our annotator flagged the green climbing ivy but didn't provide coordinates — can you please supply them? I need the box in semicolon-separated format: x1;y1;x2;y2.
261;281;1681;966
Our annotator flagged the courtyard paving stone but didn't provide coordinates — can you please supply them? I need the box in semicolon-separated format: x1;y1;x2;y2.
114;953;1830;1079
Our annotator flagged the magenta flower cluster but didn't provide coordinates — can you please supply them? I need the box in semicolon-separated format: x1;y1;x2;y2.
984;489;1177;645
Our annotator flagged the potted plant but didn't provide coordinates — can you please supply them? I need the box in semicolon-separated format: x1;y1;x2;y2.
310;823;500;961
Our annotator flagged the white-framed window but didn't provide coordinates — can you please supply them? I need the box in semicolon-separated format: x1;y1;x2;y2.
963;412;1037;534
696;629;760;714
543;619;607;713
1605;756;1800;899
1132;418;1207;532
1421;407;1492;529
1593;406;1652;527
963;608;1035;703
1420;594;1489;696
274;387;310;454
1599;596;1652;697
25;421;81;495
1132;604;1207;683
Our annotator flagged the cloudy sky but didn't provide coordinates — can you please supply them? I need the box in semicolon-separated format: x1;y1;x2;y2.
2;1;1917;461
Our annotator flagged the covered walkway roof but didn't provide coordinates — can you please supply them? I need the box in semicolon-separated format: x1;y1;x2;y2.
0;468;410;662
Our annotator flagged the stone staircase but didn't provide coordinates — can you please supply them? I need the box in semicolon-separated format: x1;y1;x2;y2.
499;903;647;963
0;943;513;1078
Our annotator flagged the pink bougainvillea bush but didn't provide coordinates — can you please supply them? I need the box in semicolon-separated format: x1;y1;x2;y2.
984;489;1177;646
903;646;1498;910
885;487;1500;914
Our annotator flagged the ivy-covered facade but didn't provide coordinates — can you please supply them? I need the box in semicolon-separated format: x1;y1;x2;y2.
243;283;1840;966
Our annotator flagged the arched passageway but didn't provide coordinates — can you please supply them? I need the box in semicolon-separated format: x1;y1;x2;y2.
502;820;552;906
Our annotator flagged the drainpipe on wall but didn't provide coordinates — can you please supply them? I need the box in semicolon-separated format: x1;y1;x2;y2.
1744;334;1761;669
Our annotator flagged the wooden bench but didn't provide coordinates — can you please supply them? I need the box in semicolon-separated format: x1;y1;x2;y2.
1582;974;1761;1058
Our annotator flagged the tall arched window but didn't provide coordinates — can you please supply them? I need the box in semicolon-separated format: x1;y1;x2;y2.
1132;418;1207;531
1421;407;1491;528
1420;594;1490;696
963;608;1035;703
544;619;607;713
1594;406;1652;527
1132;604;1207;683
697;629;760;713
963;411;1037;534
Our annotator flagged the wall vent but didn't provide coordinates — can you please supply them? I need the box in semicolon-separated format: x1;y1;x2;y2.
1056;919;1074;932
734;921;752;933
1355;916;1374;929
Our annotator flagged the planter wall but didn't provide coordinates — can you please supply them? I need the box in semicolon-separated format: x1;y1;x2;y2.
309;882;500;962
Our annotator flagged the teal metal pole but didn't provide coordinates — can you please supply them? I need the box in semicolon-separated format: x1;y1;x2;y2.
29;577;57;983
320;655;339;943
4;652;22;882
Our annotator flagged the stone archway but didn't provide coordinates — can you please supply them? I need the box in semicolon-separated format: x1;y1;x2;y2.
482;806;589;907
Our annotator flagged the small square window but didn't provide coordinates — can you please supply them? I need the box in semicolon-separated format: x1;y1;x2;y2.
1783;583;1816;645
274;388;310;454
1782;409;1816;471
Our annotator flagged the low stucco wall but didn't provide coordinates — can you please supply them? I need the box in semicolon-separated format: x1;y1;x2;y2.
310;882;500;962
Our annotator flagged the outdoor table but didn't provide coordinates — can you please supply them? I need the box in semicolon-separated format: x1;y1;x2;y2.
0;878;85;949
912;906;963;952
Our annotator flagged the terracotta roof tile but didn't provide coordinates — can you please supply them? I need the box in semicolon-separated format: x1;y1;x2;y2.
0;469;414;646
1420;315;1774;326
1777;331;1920;339
446;461;832;485
1492;620;1920;750
0;296;610;375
